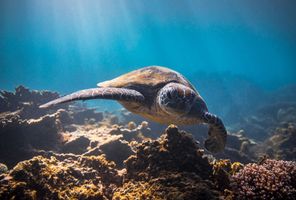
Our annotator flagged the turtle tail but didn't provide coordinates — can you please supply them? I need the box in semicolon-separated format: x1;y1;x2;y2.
201;112;227;153
39;87;145;108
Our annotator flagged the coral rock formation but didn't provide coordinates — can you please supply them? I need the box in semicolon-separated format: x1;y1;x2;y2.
216;130;256;164
1;86;296;199
0;85;65;119
100;140;134;169
61;136;90;154
115;125;220;199
125;125;212;180
113;172;219;200
0;111;63;168
0;153;122;200
250;122;296;161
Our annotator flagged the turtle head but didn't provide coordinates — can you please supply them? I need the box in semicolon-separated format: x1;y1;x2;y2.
157;83;207;117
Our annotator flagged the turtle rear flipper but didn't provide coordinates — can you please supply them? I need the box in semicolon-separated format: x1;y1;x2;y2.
39;87;145;108
202;112;227;153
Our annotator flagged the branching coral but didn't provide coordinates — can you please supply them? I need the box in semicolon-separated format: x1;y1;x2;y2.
231;159;296;199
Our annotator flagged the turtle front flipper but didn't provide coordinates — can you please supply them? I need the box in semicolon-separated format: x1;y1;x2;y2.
39;88;145;108
202;112;227;153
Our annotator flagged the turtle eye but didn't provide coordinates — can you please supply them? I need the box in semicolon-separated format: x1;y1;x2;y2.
167;91;172;99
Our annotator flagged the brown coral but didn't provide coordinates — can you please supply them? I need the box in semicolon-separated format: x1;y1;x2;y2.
231;159;296;199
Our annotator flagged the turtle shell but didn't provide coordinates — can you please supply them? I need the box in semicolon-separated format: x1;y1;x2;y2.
97;66;196;91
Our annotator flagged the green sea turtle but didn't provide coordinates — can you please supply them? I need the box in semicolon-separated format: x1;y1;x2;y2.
40;66;227;153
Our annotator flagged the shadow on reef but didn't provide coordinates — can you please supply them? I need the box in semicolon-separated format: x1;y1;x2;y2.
0;86;296;199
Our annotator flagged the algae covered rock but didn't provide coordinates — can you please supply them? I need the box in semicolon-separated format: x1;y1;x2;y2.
0;111;63;168
124;125;212;181
61;136;90;154
100;139;134;169
113;172;219;200
0;85;64;119
0;153;122;200
115;125;220;199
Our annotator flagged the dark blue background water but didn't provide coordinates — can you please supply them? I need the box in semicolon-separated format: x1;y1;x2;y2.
1;0;296;116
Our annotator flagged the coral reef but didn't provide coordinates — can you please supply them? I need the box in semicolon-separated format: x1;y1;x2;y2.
0;110;63;168
0;124;222;200
61;136;90;154
68;106;104;125
216;130;257;164
99;140;134;169
113;172;219;200
229;100;296;161
0;153;122;200
1;86;296;199
108;120;153;142
238;102;296;141
115;125;220;199
0;85;65;119
253;122;296;161
0;85;105;125
124;125;212;181
120;109;165;138
231;159;296;199
211;159;244;193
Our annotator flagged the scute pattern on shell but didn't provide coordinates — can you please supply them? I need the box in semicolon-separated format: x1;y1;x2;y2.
97;66;194;90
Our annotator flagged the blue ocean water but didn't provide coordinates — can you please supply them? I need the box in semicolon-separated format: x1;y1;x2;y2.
1;0;296;114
